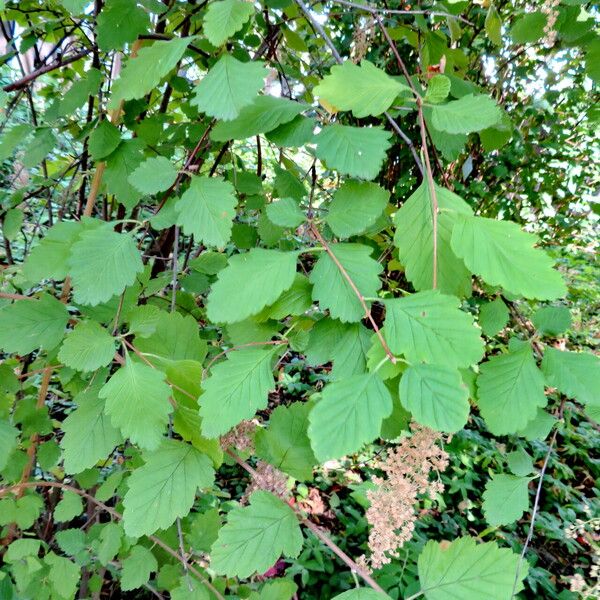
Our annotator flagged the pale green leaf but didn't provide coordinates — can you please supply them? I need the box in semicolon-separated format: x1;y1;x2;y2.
96;0;150;51
266;197;304;228
482;474;530;526
251;579;298;600
175;176;237;247
103;139;145;209
431;94;502;134
192;54;267;120
135;311;207;366
109;37;192;108
314;60;407;117
255;402;316;480
0;420;19;471
315;124;392;180
533;306;571;336
384;291;484;368
310;243;382;323
3;208;23;241
45;552;80;599
541;348;599;409
203;0;254;47
477;343;547;435
121;545;157;591
0;294;69;355
200;347;278;438
418;537;527;599
400;364;470;433
479;297;509;337
99;358;172;450
123;439;214;537
88;120;121;161
516;409;556;441
5;539;41;562
210;490;302;578
485;4;502;45
451;215;567;300
326;180;389;239
510;12;546;44
424;75;451;104
58;320;116;372
507;448;534;476
95;522;123;566
266;115;315;147
68;224;144;306
211;95;307;141
128;156;178;195
206;249;297;324
171;578;210;600
259;274;312;321
61;390;123;474
54;490;83;522
308;373;392;461
332;591;389;600
393;181;473;296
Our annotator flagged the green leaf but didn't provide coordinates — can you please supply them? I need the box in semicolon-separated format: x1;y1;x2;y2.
135;311;207;366
58;321;116;372
96;0;150;51
259;274;312;321
510;12;546;44
171;578;211;600
128;156;178;195
58;69;102;117
482;474;530;526
479;297;509;337
310;243;382;323
251;579;298;600
477;343;546;435
121;545;157;591
393;182;473;297
400;364;470;433
541;348;599;409
507;448;534;476
326;180;389;239
99;358;173;450
266;115;315;147
255;402;316;480
68;224;144;306
95;522;123;566
0;294;69;355
103;139;145;209
200;347;278;438
54;490;83;522
384;291;484;368
305;318;371;380
532;306;571;336
424;75;451;104
109;37;192;108
210;490;302;578
206;249;297;324
266;197;304;228
332;591;388;600
315;124;392;180
5;539;41;562
0;123;33;161
516;409;555;441
88;120;121;161
431;94;502;134
314;60;407;117
3;208;23;241
451;215;567;300
308;373;392;461
22;221;84;283
61;390;124;474
192;54;267;120
22;128;56;168
203;0;254;47
0;420;19;471
485;4;502;46
211;95;307;141
418;537;527;599
45;553;80;600
175;176;237;247
123;439;214;537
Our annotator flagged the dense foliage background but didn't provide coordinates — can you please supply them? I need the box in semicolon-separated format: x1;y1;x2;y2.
0;0;598;599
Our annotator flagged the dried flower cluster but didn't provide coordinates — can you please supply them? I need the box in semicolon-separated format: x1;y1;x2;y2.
242;461;289;504
351;16;375;63
363;424;449;569
565;513;600;598
542;0;560;46
220;420;257;453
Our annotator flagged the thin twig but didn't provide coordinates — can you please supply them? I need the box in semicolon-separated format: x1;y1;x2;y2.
310;223;396;363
